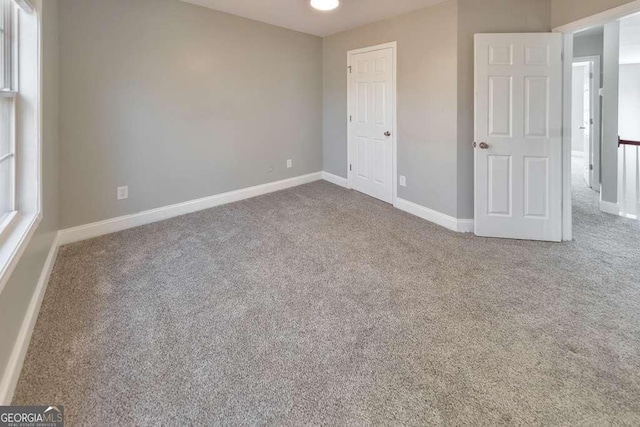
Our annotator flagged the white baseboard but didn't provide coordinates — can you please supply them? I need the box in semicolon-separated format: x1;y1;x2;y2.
394;198;474;233
599;200;620;216
0;232;60;405
321;172;350;189
455;219;475;233
59;172;323;245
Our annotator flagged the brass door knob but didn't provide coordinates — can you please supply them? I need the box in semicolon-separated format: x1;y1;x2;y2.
479;142;490;149
384;131;391;137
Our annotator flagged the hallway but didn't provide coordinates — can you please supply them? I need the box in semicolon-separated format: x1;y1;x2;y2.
572;154;639;239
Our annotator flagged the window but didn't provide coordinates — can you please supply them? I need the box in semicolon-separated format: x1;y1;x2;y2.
0;0;41;294
0;0;16;233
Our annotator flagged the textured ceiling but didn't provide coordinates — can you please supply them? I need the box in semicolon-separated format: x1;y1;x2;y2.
179;0;448;37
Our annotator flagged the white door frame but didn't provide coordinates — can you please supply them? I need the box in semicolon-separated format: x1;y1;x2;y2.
346;41;398;204
554;0;640;240
573;55;601;192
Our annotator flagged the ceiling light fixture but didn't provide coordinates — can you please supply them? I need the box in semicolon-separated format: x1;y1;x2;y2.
310;0;340;11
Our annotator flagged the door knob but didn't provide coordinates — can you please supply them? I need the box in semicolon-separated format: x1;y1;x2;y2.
384;131;391;137
479;142;489;149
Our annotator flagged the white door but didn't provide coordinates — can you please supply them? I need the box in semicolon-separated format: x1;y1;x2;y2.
572;64;591;185
474;33;563;242
573;61;598;188
348;47;394;203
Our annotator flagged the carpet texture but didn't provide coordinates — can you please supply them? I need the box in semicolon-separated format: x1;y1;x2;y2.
13;166;640;425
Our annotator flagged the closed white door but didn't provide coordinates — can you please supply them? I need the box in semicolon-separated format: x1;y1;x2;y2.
475;33;563;242
348;47;394;203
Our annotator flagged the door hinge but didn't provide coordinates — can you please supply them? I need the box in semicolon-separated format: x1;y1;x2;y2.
348;66;352;73
590;72;594;79
590;118;594;125
349;115;352;122
590;164;594;170
350;164;352;172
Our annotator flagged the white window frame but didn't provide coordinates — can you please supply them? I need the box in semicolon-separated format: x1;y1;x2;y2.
0;0;42;295
0;0;18;237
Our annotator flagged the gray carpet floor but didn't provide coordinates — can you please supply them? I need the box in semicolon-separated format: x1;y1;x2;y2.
13;163;640;425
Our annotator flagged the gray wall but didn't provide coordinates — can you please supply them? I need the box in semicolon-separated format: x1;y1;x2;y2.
602;21;620;204
323;0;551;219
456;0;551;219
574;32;604;63
574;31;604;85
0;0;59;391
619;64;640;141
551;0;636;28
58;0;323;228
323;1;460;217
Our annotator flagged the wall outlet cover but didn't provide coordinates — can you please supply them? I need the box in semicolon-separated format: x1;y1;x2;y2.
399;176;407;187
117;186;128;200
287;159;293;169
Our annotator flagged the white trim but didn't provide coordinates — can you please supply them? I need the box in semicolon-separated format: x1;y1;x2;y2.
36;0;43;223
0;213;40;295
394;198;474;233
571;150;584;158
321;171;349;189
347;41;397;204
574;55;602;193
556;2;640;240
59;172;323;245
0;210;18;235
600;199;620;215
0;230;59;405
14;0;35;15
562;33;574;241
553;0;640;34
0;0;43;291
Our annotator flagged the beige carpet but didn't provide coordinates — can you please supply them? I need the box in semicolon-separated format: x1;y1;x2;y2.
13;168;640;425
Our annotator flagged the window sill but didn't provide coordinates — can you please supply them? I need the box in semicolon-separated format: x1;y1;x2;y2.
0;211;19;235
0;212;41;295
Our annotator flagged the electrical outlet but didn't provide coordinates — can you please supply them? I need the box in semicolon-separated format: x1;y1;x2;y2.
399;176;407;187
287;159;293;169
267;163;275;173
117;186;128;200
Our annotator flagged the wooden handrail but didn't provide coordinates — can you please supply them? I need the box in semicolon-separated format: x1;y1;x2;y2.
619;137;640;147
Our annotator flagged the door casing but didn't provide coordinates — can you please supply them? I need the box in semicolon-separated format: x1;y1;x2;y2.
555;0;640;240
347;42;397;204
573;56;602;192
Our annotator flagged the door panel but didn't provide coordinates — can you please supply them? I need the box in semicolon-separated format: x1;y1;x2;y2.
488;76;513;137
475;33;563;241
357;137;368;179
349;47;394;203
524;157;549;218
524;77;549;137
488;155;512;216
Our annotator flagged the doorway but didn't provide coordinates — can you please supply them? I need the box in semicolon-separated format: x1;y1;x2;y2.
347;42;397;204
572;56;601;192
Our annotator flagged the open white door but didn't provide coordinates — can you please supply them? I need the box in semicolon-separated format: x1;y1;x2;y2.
474;33;563;242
